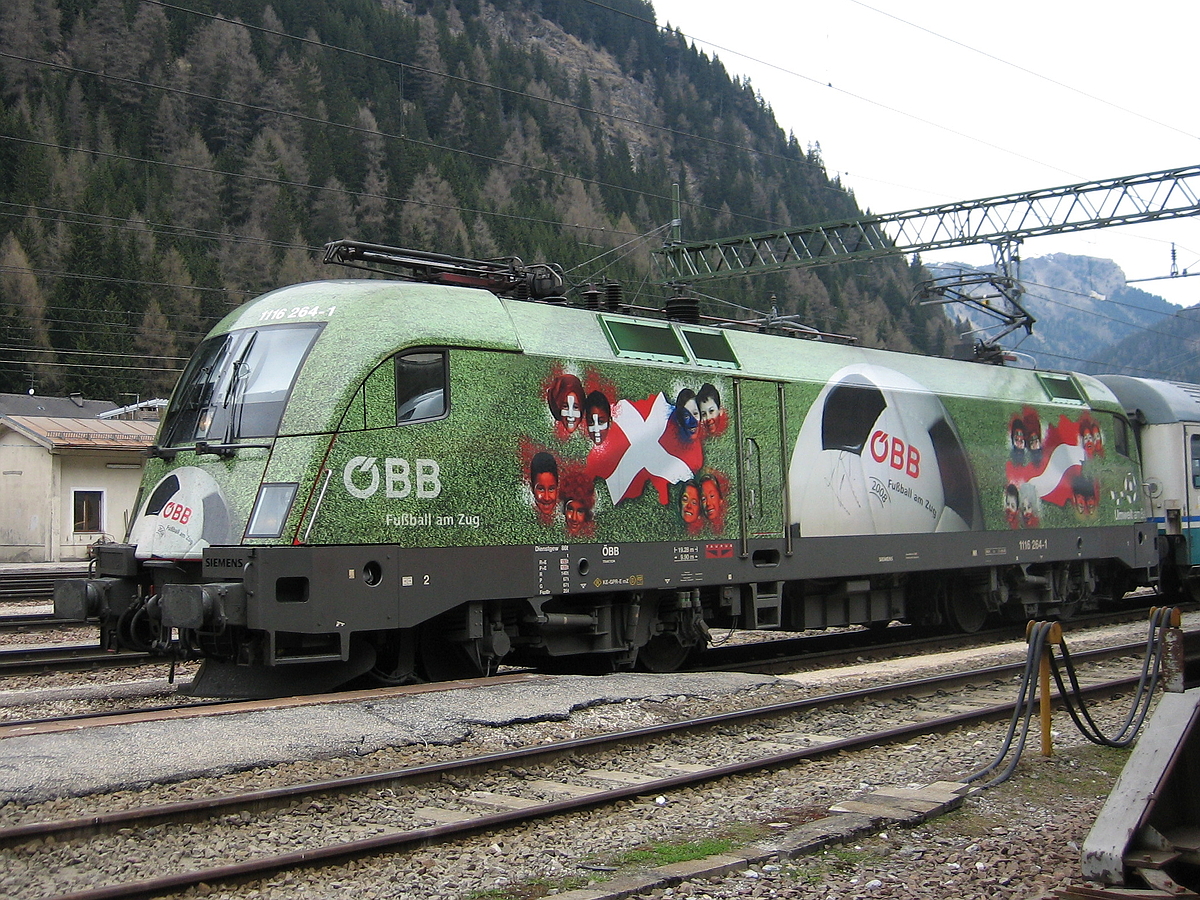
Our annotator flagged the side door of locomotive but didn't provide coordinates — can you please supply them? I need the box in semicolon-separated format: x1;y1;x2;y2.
733;378;787;554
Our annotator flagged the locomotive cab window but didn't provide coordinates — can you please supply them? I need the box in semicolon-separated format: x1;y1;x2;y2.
1191;434;1200;489
1113;416;1134;459
395;350;448;423
159;323;322;447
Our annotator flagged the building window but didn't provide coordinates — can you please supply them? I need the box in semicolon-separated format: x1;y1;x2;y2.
74;490;103;533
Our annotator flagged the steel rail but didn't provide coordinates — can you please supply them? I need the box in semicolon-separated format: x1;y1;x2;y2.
0;613;85;633
697;599;1182;673
0;643;150;675
0;602;1173;732
0;571;86;602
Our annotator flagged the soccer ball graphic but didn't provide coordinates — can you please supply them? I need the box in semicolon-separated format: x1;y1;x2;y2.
128;467;235;559
789;364;981;535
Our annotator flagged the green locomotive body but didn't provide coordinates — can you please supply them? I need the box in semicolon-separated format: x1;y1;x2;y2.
55;254;1156;695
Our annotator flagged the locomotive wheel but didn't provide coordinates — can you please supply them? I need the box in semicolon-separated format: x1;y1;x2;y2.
946;583;988;634
417;625;485;682
368;629;419;686
636;632;692;673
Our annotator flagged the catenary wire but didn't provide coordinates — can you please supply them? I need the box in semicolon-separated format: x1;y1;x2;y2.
848;0;1200;144
581;0;1080;184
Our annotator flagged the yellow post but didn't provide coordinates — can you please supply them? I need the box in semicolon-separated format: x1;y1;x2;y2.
1040;622;1063;757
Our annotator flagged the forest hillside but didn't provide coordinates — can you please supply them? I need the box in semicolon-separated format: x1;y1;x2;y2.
0;0;958;400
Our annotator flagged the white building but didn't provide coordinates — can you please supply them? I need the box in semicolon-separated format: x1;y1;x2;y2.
0;394;159;563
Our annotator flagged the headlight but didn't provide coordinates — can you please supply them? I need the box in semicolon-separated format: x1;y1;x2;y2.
246;483;298;538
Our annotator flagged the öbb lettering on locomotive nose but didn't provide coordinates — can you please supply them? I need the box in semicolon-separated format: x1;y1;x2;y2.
53;242;1174;698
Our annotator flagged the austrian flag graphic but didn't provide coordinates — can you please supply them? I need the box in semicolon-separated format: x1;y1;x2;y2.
586;393;703;504
1006;414;1087;507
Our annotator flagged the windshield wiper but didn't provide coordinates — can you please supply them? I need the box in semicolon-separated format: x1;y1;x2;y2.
193;440;272;458
222;332;258;444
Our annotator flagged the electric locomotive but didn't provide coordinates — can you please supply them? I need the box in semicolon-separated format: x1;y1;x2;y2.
55;242;1159;696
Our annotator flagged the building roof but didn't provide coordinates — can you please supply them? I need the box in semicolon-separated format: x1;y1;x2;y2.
0;393;118;418
0;415;157;451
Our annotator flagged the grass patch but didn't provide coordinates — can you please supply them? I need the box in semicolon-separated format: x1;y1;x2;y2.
827;848;883;867
613;836;736;868
472;828;759;899
977;742;1130;813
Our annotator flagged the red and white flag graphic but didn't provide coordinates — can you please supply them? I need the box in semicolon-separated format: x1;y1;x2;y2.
1006;414;1086;507
587;393;703;504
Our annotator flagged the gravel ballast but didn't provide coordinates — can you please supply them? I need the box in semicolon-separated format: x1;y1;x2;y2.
1;615;1190;899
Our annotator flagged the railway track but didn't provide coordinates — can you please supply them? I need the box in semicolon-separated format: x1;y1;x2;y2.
0;569;87;603
0;642;150;675
692;594;1183;675
2;629;1191;900
0;612;86;633
0;600;1179;730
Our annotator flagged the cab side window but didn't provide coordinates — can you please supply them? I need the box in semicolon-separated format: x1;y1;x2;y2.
1113;416;1133;459
395;350;448;423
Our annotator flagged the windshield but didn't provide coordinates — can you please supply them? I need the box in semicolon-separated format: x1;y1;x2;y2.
159;323;322;448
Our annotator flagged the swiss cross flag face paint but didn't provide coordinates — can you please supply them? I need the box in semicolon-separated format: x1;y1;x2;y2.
587;411;609;445
561;393;581;432
533;472;558;516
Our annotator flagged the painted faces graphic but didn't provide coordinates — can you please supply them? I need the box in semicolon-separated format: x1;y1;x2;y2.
559;468;596;537
530;452;559;522
1004;483;1020;529
583;391;612;446
1004;406;1115;525
674;388;700;440
564;498;588;528
524;366;731;536
547;374;585;436
680;481;701;525
697;382;723;435
699;474;725;528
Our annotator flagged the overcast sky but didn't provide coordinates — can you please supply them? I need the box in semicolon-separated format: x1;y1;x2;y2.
647;0;1200;309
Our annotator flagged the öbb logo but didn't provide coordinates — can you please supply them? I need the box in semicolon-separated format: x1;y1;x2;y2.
160;500;193;525
343;457;442;499
869;430;920;478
